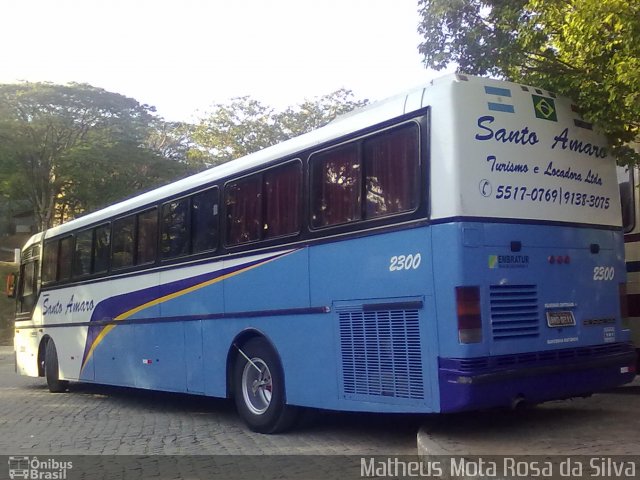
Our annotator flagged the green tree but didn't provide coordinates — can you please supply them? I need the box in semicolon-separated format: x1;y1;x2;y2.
275;89;369;138
191;96;284;167
417;0;640;164
145;118;207;173
192;89;368;166
0;83;188;228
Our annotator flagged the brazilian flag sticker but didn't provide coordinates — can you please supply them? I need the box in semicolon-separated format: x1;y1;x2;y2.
532;95;557;121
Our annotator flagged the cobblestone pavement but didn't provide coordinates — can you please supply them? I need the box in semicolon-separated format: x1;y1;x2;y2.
0;347;420;457
419;375;640;457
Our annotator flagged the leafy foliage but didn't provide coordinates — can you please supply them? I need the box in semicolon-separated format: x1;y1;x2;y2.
0;82;367;231
191;89;368;166
0;83;189;228
418;0;640;164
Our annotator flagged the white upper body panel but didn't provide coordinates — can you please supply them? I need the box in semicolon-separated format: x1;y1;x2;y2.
427;75;621;227
29;74;620;251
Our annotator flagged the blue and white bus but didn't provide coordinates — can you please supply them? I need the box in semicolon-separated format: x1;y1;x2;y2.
12;74;637;433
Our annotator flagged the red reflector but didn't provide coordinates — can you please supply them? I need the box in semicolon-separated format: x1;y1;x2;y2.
456;286;482;344
564;255;570;264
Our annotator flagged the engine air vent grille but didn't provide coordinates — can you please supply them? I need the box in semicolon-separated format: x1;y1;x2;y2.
338;306;424;400
490;284;539;340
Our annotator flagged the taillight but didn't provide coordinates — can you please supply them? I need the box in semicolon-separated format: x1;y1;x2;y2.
619;283;629;328
456;286;482;344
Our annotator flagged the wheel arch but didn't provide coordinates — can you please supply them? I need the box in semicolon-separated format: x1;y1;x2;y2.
225;328;280;398
37;334;52;377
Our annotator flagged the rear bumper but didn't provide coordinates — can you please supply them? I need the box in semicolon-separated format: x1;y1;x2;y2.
438;343;637;412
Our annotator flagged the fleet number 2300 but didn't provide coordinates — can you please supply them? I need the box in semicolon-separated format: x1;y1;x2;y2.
389;254;422;271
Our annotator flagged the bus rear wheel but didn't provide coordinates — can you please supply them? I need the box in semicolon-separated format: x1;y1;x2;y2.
44;339;68;393
233;338;298;433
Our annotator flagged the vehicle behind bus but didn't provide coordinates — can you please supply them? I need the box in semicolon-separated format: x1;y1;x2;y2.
617;157;640;370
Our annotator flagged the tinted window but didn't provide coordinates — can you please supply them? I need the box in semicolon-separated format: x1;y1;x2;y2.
42;241;58;283
225;175;262;245
137;208;158;264
58;236;74;281
161;199;189;258
310;123;420;229
364;124;419;218
22;261;35;298
310;144;361;228
112;216;135;270
18;260;37;313
192;188;218;253
93;224;111;274
73;230;93;277
264;162;301;239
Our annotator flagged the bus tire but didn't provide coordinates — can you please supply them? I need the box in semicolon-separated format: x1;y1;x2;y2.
233;338;298;433
45;340;68;393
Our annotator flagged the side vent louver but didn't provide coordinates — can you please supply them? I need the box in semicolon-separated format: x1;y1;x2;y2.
338;305;424;400
490;285;540;340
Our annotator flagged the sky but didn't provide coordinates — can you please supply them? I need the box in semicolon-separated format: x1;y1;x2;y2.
0;0;452;122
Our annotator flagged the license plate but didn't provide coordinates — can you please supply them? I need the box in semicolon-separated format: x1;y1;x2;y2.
546;311;576;327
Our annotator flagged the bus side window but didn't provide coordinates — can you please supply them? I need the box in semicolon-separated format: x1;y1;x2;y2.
264;162;301;239
363;124;420;218
112;216;136;270
225;175;262;245
310;144;361;228
42;240;59;284
161;199;190;258
18;260;37;313
192;187;218;253
93;224;111;274
73;229;93;277
137;208;158;264
58;236;74;281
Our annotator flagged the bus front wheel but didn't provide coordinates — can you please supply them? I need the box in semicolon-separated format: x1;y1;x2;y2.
44;340;68;393
233;338;298;433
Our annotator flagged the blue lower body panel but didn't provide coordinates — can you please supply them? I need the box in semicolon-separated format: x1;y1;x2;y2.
438;343;637;412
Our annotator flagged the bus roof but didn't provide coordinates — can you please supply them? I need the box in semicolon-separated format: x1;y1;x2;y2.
35;73;615;244
41;77;440;240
